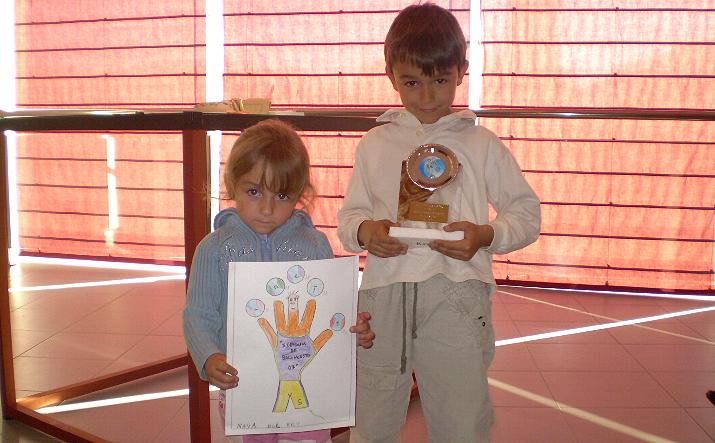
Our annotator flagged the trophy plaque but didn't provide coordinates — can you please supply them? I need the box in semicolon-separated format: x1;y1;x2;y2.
390;144;465;247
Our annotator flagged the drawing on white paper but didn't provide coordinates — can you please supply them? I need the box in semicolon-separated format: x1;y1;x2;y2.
226;256;358;436
248;264;345;412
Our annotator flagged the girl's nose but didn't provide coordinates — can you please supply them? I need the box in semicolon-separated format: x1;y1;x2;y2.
259;196;274;214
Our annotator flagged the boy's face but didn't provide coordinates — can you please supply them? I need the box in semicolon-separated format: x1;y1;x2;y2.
387;61;467;124
234;163;297;235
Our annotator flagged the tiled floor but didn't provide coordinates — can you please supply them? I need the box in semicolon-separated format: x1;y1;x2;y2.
3;258;715;442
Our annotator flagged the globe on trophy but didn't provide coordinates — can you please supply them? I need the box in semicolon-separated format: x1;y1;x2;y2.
389;144;465;247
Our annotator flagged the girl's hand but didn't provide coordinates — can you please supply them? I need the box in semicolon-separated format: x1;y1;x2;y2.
350;311;375;349
429;221;494;261
204;353;239;389
358;219;407;258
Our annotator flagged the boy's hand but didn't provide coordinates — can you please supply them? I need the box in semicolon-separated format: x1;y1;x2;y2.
350;311;375;349
429;221;494;261
204;353;239;390
358;219;408;258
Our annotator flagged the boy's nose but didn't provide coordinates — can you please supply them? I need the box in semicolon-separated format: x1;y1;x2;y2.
420;85;435;102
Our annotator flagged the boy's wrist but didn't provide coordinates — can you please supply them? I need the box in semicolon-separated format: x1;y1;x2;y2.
356;220;370;249
482;224;495;249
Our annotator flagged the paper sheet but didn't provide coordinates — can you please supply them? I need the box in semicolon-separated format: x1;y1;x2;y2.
225;256;358;435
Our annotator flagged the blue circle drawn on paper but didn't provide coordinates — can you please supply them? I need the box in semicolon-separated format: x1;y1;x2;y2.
307;278;324;297
286;264;306;284
330;313;346;331
266;277;285;296
245;299;266;317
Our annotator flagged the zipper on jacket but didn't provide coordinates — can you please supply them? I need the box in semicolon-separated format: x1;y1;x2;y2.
260;234;272;261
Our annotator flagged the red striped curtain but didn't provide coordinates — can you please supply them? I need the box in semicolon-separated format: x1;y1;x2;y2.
14;1;203;262
479;2;714;291
222;1;469;110
11;1;714;292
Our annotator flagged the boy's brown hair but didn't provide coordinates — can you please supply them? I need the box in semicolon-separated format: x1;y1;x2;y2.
384;2;468;76
224;119;315;209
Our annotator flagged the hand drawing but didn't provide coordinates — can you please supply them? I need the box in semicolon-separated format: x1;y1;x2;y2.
257;290;333;412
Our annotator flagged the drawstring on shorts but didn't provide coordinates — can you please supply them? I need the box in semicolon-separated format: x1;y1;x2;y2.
412;284;418;339
401;283;407;373
400;282;419;374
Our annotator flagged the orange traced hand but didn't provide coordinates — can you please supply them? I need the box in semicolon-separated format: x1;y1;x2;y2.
258;294;333;352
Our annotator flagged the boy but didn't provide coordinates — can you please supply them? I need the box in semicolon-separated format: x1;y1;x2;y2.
337;3;541;442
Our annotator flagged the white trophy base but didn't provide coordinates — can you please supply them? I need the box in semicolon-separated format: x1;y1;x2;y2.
389;226;464;248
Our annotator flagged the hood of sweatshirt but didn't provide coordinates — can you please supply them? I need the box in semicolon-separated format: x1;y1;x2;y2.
213;207;316;234
377;108;476;130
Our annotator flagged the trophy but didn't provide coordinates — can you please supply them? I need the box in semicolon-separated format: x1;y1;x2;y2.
389;144;465;247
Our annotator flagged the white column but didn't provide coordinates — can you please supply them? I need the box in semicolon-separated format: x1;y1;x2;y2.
206;0;225;224
102;135;119;246
0;1;16;112
1;1;19;263
468;0;484;113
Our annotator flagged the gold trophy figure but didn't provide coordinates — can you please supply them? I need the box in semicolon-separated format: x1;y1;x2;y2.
390;144;465;247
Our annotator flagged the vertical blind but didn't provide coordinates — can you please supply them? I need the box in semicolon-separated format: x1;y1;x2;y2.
14;0;204;262
11;1;714;292
479;1;714;291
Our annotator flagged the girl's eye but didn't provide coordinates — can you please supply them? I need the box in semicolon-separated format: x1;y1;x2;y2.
276;193;291;201
246;188;260;197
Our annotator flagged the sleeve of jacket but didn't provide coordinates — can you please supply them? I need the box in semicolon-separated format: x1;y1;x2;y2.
182;234;224;380
337;136;374;253
484;132;541;255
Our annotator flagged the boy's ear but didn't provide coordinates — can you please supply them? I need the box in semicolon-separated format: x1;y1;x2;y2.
457;60;469;86
386;65;399;91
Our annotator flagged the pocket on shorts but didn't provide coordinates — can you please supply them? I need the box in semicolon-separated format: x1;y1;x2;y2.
446;280;495;365
356;362;400;391
447;280;491;325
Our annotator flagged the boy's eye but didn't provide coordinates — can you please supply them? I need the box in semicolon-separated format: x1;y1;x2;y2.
404;80;418;87
435;78;448;85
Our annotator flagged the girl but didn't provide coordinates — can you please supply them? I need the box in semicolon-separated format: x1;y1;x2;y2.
184;119;374;443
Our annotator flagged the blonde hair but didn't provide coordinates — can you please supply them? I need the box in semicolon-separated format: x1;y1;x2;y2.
224;119;315;210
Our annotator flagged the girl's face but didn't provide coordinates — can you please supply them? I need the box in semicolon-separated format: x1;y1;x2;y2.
234;163;297;235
